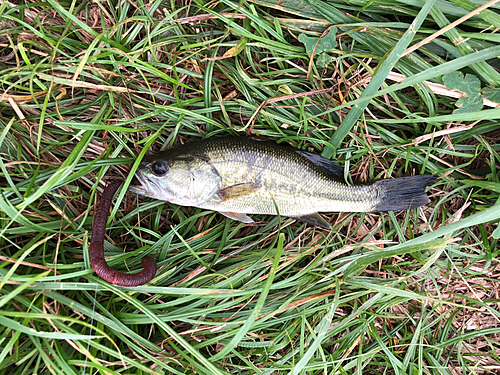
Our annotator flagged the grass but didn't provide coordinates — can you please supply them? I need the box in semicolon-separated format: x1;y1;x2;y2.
0;0;499;374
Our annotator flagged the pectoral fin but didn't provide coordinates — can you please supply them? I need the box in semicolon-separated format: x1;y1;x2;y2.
290;213;332;230
219;211;254;223
217;182;261;201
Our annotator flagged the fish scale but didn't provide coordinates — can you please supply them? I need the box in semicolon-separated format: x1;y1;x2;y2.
200;158;378;215
186;139;378;215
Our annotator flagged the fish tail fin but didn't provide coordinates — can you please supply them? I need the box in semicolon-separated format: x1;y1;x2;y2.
372;175;436;211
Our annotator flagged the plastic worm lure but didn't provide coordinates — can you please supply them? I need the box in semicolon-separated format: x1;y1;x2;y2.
89;181;157;286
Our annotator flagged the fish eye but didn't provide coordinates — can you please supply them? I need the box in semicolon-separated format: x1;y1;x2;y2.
151;160;169;177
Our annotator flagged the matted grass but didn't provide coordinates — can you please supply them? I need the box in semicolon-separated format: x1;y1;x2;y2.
0;0;499;374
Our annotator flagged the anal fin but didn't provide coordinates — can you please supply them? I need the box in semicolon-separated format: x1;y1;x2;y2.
219;211;254;224
290;213;332;230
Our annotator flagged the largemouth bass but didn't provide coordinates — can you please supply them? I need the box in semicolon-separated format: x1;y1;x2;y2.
130;137;435;229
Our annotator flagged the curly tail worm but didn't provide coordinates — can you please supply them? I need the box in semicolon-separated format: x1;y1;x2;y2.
89;180;157;286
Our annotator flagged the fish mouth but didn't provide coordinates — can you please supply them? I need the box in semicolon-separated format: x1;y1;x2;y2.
129;171;161;198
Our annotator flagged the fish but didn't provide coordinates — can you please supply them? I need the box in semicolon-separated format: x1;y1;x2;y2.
129;137;435;229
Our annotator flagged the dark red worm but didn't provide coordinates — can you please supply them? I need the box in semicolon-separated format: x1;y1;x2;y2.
89;180;157;286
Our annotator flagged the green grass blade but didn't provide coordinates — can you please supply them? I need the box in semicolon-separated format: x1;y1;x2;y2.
319;0;437;158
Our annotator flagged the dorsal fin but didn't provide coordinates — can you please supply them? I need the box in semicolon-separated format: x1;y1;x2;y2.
243;138;346;181
296;150;345;181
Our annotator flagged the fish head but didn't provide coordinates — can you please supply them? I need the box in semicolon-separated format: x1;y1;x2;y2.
129;155;221;207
